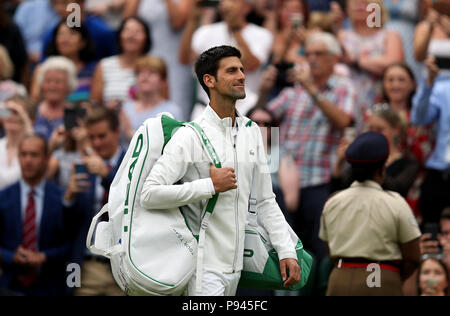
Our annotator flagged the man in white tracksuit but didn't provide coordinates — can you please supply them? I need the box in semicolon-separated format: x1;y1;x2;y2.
140;45;300;296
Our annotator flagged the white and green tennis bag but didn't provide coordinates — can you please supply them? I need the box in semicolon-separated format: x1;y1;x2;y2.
86;113;221;296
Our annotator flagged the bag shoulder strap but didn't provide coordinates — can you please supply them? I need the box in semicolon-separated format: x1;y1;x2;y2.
183;121;222;295
184;121;221;217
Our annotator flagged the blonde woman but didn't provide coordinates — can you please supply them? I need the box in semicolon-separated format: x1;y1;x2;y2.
0;95;34;190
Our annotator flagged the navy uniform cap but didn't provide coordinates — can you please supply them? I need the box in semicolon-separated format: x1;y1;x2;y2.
345;132;389;164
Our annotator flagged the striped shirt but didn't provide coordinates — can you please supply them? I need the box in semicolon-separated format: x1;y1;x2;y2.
268;74;356;188
101;56;136;103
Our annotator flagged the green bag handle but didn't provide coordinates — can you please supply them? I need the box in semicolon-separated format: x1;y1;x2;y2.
186;122;221;217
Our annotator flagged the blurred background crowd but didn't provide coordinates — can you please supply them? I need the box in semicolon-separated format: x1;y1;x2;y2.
0;0;449;296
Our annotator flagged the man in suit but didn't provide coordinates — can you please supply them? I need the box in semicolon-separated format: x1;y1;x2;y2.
64;107;125;296
0;135;74;296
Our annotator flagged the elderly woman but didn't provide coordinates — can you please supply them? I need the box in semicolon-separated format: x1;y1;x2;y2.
338;0;404;132
34;56;78;141
0;95;34;190
121;55;182;142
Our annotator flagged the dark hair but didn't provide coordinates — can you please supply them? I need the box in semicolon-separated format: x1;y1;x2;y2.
350;162;385;183
417;258;450;296
246;106;280;127
117;17;152;55
20;134;49;156
0;1;11;29
382;63;416;110
194;45;242;98
441;208;450;221
85;106;119;132
46;20;96;63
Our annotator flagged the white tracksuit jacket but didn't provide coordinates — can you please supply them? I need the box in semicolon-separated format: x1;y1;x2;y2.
140;106;297;273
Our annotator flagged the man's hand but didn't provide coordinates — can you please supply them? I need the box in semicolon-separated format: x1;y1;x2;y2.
287;65;318;95
83;155;109;178
209;164;237;193
13;246;29;266
280;258;301;288
419;233;440;255
13;246;46;268
19;248;46;268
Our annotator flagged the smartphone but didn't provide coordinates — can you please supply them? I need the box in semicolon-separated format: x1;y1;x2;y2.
0;106;12;119
198;0;219;7
64;106;87;131
423;223;440;242
275;61;295;90
75;163;88;175
64;108;77;131
435;56;450;70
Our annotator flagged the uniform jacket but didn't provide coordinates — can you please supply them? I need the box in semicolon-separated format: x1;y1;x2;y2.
141;106;297;273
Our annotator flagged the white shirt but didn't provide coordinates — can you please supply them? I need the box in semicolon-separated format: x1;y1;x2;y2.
0;138;21;191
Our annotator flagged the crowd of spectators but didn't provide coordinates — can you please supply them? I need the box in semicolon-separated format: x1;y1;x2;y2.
0;0;449;296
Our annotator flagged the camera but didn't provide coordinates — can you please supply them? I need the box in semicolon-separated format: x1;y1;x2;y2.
274;62;295;90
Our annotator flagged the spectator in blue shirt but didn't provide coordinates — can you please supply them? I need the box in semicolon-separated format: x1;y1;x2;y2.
41;0;117;62
411;57;450;226
13;0;60;65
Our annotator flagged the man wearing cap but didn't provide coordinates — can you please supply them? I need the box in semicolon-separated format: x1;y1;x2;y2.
319;132;421;296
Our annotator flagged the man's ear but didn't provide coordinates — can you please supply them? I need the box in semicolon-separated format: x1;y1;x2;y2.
203;74;216;90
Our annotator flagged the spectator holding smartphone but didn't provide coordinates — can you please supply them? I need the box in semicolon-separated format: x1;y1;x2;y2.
64;107;125;296
264;0;310;67
420;208;450;271
46;105;91;189
411;56;450;227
